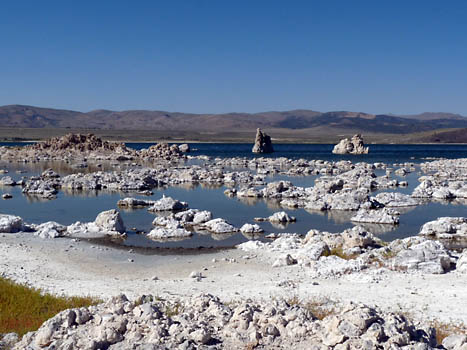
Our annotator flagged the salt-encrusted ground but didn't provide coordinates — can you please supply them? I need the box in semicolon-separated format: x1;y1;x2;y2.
1;232;466;326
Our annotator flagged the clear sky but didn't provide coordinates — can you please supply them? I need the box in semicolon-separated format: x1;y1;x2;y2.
1;0;466;115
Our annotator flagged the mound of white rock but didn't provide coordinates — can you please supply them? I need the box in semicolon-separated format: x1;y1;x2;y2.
0;214;24;233
351;208;400;225
202;218;238;234
419;217;467;241
11;293;443;350
332;134;369;155
390;239;453;274
147;196;189;212
67;209;126;238
255;211;296;223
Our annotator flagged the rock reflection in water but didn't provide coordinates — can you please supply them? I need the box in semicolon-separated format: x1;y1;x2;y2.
356;223;398;234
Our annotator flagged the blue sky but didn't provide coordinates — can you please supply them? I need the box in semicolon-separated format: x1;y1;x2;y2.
1;1;466;114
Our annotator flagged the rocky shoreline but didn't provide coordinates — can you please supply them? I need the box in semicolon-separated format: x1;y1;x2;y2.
1;135;467;348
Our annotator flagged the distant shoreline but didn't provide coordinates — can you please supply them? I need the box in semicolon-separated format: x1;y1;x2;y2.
0;127;466;144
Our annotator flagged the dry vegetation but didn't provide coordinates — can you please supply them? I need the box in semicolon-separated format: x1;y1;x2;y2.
431;320;467;344
0;277;100;336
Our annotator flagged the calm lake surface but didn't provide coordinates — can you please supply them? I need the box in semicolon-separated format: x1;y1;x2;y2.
1;143;467;249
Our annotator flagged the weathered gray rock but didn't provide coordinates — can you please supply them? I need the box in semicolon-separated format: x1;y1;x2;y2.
391;239;452;274
0;176;16;186
0;214;24;233
94;209;126;233
34;221;68;239
179;143;190;153
351;208;400;225
67;210;126;238
147;226;192;241
267;211;296;223
148;196;188;212
272;254;297;267
332;134;369;155
419;217;467;241
305;226;380;250
374;192;419;207
252;128;274;153
456;249;467;273
0;333;19;349
192;210;213;225
11;293;439;349
203;218;238;233
240;223;264;234
117;197;156;208
442;334;467;350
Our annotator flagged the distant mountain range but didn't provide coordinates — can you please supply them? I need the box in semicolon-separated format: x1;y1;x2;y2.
1;104;467;135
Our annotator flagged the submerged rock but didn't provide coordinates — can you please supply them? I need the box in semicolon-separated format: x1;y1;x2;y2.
252;128;274;153
332;134;369;155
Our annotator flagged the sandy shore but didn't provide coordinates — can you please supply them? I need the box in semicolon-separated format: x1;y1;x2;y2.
1;232;466;327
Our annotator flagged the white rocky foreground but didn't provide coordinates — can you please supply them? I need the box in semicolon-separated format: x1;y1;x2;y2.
0;223;466;348
10;293;447;350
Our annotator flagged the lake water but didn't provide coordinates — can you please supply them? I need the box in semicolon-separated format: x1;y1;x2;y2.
1;143;467;249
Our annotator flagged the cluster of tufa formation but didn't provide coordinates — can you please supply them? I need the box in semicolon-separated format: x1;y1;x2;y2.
332;134;369;155
0;133;189;162
30;133;127;153
252;128;274;154
10;293;446;349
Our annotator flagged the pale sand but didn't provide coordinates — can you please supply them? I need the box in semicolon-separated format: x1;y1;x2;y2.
0;233;466;327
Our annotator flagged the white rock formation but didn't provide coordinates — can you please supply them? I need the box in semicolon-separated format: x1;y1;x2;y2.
391;239;452;274
148;196;188;212
147;226;192;241
33;221;68;239
332;134;369;155
0;214;24;233
202;218;238;234
374;192;419;207
351;208;400;225
240;223;264;234
457;249;467;273
94;209;126;233
252;128;274;153
419;217;467;240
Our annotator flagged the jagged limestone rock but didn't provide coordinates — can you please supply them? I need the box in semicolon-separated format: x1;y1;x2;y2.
252;128;274;153
332;134;369;155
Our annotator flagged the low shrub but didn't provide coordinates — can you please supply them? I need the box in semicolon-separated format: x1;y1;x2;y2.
0;277;100;336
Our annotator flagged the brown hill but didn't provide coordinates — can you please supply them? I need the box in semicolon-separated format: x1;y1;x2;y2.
1;105;466;135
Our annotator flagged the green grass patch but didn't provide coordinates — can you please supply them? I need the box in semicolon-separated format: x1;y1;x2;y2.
0;277;100;336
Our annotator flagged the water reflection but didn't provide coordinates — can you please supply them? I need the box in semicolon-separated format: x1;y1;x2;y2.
2;155;467;249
